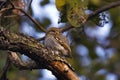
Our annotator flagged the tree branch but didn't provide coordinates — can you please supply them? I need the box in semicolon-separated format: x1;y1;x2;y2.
14;7;46;32
3;0;46;32
61;1;120;32
88;0;120;20
8;51;42;70
0;27;79;80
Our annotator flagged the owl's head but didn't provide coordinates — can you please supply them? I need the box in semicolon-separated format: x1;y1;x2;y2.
46;27;62;34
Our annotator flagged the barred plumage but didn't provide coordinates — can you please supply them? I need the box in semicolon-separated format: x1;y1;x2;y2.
44;27;71;58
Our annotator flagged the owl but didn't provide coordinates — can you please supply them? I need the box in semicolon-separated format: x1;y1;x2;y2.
44;27;71;58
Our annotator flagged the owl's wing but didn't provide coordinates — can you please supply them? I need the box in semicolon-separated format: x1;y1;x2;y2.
44;35;57;49
44;34;72;57
45;35;64;51
56;34;71;54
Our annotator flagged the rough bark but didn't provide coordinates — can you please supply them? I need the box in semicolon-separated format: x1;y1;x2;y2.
0;27;79;80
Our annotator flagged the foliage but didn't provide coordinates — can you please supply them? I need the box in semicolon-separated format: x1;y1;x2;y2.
0;0;120;80
55;0;88;27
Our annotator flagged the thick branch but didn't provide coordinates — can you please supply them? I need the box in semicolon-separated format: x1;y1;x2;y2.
8;51;41;70
50;61;79;80
0;27;79;80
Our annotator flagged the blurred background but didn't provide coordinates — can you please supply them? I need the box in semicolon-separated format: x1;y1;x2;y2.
0;0;120;80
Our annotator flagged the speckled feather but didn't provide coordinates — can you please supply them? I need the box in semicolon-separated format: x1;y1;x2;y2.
44;27;71;57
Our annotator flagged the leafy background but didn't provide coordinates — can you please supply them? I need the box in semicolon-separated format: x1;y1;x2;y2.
0;0;120;80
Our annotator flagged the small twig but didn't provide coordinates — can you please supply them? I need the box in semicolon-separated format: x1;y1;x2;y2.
15;7;46;32
61;1;120;32
2;15;17;18
7;0;14;8
6;0;46;32
60;25;74;33
88;1;120;20
28;0;33;11
0;7;11;13
0;0;7;10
